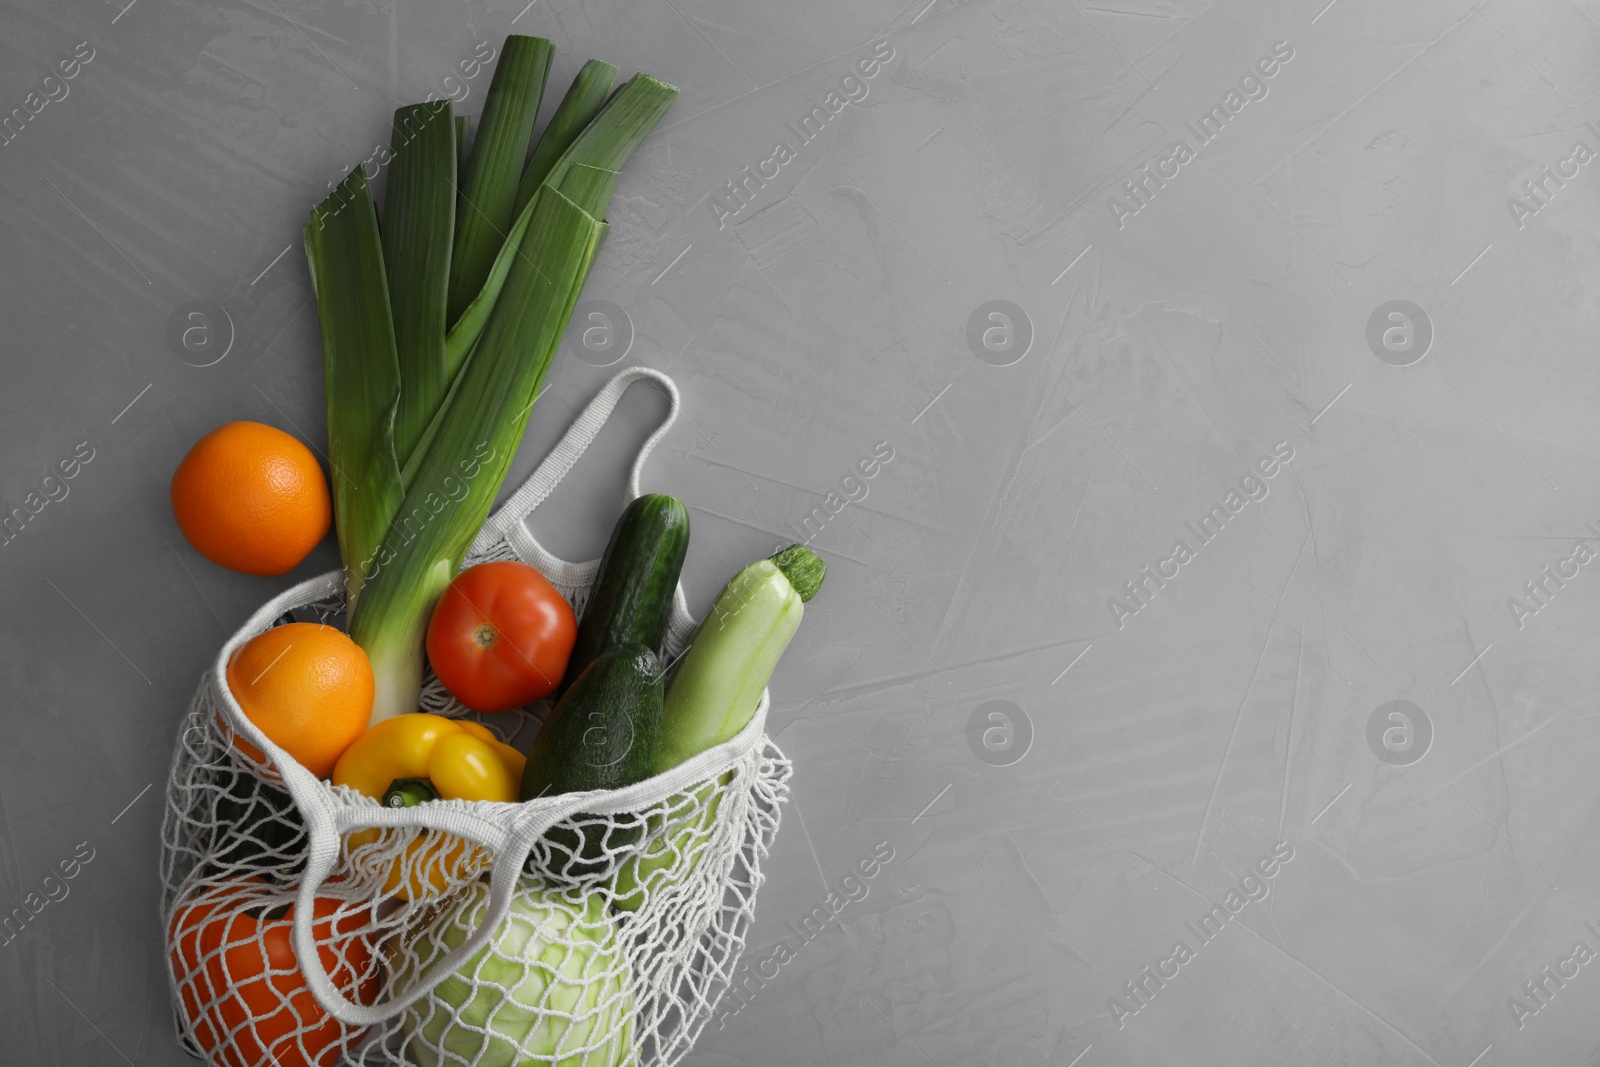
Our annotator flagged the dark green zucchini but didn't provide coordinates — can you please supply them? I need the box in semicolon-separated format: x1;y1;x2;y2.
208;772;305;881
562;493;688;693
523;645;663;798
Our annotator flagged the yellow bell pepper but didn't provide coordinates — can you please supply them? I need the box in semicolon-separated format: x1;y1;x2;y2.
332;713;525;803
331;714;526;901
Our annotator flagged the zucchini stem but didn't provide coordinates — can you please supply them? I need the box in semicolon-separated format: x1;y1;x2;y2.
769;544;826;602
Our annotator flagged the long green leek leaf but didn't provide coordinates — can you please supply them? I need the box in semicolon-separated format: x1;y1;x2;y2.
539;74;679;208
381;100;456;471
441;74;677;373
441;203;537;379
513;58;618;217
556;163;620;219
303;169;405;608
446;35;554;323
454;115;469;181
397;349;467;492
351;186;606;723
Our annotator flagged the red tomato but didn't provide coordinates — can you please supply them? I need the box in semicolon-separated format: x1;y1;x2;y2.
168;883;378;1067
426;561;577;712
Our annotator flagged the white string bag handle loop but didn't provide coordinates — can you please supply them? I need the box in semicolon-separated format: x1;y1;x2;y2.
471;365;681;558
289;792;585;1026
469;365;695;650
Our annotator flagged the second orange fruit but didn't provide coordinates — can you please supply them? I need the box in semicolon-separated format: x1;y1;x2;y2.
226;623;374;777
171;421;331;576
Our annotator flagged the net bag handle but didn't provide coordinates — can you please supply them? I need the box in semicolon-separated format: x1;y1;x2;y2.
288;780;573;1026
471;367;668;547
471;364;694;646
473;364;680;550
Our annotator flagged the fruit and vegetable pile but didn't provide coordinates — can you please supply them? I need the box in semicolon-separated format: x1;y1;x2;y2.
161;35;819;1067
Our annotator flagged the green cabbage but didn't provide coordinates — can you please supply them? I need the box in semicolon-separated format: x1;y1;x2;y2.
397;879;635;1066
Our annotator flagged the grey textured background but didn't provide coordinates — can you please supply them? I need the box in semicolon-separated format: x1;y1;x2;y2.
4;0;1600;1064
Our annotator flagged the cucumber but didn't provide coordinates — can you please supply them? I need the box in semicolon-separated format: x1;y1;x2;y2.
653;544;824;773
521;645;663;877
562;493;689;694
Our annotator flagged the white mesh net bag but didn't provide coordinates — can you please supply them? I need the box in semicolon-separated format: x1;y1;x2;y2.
159;367;792;1067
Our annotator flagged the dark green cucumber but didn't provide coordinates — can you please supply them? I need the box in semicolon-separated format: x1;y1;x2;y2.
562;493;689;693
522;644;664;878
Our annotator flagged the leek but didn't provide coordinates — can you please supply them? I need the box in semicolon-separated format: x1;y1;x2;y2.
307;39;678;726
514;58;618;216
445;35;554;324
454;115;470;182
442;74;679;375
381;100;456;469
539;74;680;210
303;169;404;607
349;185;606;723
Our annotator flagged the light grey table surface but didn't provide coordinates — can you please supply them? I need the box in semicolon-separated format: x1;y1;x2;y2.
4;0;1599;1064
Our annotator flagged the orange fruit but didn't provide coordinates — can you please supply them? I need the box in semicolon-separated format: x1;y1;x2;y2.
226;623;374;777
171;421;331;576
